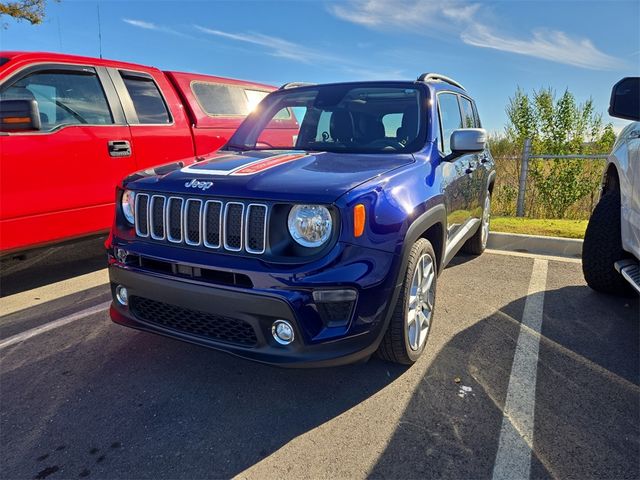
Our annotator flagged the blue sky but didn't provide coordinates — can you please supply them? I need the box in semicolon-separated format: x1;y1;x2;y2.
1;0;638;134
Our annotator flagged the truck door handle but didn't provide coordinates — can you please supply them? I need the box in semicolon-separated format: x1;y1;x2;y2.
108;140;131;157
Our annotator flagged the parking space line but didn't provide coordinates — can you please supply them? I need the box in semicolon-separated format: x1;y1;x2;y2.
0;301;111;350
0;269;108;317
492;258;548;480
486;248;581;264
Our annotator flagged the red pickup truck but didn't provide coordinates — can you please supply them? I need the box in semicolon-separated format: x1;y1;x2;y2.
0;51;298;254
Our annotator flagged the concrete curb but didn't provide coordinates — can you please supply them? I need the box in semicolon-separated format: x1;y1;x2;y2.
487;231;583;259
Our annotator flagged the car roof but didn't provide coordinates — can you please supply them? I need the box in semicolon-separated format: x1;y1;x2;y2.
275;79;469;97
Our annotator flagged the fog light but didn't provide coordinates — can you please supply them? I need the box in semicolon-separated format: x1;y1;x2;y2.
115;285;129;306
115;248;128;263
272;320;294;345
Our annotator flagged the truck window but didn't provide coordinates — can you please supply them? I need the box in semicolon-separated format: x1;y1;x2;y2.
459;96;476;128
0;69;114;131
121;74;171;124
191;82;277;117
438;93;463;154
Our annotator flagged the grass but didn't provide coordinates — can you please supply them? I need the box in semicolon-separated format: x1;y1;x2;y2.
491;216;588;239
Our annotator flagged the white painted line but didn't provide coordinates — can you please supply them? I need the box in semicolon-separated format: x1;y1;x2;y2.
0;301;111;350
0;269;108;317
492;258;548;480
486;248;581;264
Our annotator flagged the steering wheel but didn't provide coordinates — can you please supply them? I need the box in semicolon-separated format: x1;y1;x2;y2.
367;138;405;150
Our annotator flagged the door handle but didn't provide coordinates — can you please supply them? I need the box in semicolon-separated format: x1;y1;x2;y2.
479;153;490;164
108;140;131;157
465;166;475;175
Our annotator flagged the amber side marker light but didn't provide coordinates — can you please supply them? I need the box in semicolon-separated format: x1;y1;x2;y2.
2;116;31;124
354;204;366;237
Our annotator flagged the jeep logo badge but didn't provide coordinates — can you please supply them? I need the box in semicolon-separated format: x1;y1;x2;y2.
185;179;213;191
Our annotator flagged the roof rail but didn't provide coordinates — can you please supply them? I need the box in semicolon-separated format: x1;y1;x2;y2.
417;73;465;91
279;82;316;90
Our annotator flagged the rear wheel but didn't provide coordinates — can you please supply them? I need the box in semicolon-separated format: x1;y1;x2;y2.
377;238;437;365
582;190;633;295
463;191;491;255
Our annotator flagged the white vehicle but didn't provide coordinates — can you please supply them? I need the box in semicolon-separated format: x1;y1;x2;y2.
583;77;640;295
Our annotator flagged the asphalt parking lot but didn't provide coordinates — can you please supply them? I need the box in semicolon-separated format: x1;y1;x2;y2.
0;240;638;480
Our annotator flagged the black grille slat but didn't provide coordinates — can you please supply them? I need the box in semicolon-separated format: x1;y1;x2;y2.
185;200;201;245
130;296;257;346
225;203;244;250
167;198;183;242
136;195;149;237
246;205;266;253
151;197;165;239
204;201;222;247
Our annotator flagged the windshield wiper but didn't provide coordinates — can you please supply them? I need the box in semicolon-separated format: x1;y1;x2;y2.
225;144;251;152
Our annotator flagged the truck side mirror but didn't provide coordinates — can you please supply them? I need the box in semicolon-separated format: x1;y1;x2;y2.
0;98;41;132
449;128;486;158
608;77;640;121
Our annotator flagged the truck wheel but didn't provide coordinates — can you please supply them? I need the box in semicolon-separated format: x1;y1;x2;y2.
582;191;633;295
377;238;437;365
462;191;491;255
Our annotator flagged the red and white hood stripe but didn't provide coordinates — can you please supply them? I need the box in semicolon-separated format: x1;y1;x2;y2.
181;152;309;177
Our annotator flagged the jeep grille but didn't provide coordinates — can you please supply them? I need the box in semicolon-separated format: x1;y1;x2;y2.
134;193;267;255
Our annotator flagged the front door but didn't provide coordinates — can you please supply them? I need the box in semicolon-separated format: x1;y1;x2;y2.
0;64;134;252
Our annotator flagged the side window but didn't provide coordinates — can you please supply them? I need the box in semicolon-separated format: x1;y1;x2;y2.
0;68;113;131
460;96;476;128
121;73;171;124
438;93;462;154
244;89;269;112
192;82;249;116
382;113;403;137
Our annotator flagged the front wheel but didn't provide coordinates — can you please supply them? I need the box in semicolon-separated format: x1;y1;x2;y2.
377;238;437;365
582;191;633;295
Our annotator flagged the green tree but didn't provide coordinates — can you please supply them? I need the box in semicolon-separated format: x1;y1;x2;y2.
505;87;615;218
0;0;55;26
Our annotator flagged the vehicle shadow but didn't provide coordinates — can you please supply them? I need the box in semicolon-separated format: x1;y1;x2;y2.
0;235;107;297
0;326;407;479
369;285;639;479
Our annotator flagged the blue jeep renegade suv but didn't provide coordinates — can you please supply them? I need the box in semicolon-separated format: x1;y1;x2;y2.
107;73;496;367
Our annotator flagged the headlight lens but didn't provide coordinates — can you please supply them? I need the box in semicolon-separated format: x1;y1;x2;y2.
121;190;135;225
287;205;333;247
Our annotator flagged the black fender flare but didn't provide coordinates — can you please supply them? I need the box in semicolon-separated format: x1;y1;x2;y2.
370;203;448;352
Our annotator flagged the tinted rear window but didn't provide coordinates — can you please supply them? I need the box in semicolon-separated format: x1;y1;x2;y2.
191;82;270;116
121;73;171;124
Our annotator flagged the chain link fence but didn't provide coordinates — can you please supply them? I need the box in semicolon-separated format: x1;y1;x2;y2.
491;139;608;220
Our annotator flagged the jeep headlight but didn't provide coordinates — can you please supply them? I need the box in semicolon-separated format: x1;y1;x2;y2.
287;205;332;247
121;190;135;225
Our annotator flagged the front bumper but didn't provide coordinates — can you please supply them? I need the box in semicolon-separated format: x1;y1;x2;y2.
108;244;401;367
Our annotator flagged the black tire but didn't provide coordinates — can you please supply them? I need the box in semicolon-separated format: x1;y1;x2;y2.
462;191;491;255
582;190;633;295
377;238;437;365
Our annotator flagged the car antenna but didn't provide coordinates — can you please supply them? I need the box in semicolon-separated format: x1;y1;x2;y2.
97;1;103;59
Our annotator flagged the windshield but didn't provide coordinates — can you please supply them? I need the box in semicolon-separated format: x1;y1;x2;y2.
226;84;425;154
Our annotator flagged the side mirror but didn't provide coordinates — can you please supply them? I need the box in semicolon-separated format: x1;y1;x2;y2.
0;98;41;132
450;128;486;155
608;77;640;121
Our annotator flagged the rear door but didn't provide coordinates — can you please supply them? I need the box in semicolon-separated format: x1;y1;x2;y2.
108;69;195;169
437;92;474;241
0;64;134;252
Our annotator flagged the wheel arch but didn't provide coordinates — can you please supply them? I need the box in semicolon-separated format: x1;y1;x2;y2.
402;204;447;276
602;163;620;196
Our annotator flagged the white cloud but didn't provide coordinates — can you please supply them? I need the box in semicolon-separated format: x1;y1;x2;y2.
461;26;625;71
328;0;625;71
195;24;404;78
123;18;158;30
122;18;193;39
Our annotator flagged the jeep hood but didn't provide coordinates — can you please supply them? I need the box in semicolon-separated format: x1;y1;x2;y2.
125;150;415;203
